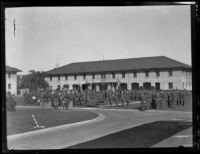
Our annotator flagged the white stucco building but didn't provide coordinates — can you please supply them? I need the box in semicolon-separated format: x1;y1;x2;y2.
45;56;192;91
6;66;21;96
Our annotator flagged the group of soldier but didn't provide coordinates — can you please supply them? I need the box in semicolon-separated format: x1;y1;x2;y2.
23;87;192;111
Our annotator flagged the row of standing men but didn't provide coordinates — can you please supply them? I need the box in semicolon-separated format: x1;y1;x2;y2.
23;88;192;110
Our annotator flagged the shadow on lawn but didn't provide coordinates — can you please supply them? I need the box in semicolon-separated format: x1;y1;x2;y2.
67;120;192;149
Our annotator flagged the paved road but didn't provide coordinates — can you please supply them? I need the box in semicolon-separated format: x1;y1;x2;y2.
151;127;192;147
7;108;192;150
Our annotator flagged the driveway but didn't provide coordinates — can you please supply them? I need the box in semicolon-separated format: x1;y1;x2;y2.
7;108;192;149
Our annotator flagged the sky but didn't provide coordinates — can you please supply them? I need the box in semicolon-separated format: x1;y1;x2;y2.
5;5;191;75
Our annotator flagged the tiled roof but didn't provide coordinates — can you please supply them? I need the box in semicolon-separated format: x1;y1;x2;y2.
46;56;191;75
6;65;22;72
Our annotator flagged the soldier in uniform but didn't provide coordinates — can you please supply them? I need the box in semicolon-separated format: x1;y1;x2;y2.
140;91;146;111
107;90;113;107
146;91;152;109
155;91;161;109
182;90;186;106
40;90;46;109
74;89;80;106
160;91;165;109
171;90;177;108
60;90;67;109
151;90;156;109
121;90;125;107
177;90;181;106
113;90;119;107
125;90;130;106
52;89;60;109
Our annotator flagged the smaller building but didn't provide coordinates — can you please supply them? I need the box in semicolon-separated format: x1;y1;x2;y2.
6;66;21;96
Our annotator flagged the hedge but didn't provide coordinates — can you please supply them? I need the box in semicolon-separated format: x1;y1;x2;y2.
6;96;16;111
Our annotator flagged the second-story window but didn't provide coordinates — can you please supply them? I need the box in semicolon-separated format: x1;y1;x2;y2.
112;73;115;79
58;76;60;81
169;70;172;76
145;71;149;77
74;75;77;80
156;71;160;77
8;73;11;78
83;74;86;80
122;72;125;78
65;75;68;80
50;76;52;81
133;72;137;78
101;74;106;79
92;74;95;79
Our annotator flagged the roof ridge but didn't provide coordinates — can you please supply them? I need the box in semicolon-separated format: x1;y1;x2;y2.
46;56;191;75
164;56;191;67
71;55;165;64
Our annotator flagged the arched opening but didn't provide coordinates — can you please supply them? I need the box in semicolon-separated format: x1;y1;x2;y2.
143;82;151;90
119;83;127;90
155;82;160;90
57;85;61;90
92;83;96;90
131;83;139;90
100;83;107;91
72;84;79;90
63;84;69;89
82;84;88;91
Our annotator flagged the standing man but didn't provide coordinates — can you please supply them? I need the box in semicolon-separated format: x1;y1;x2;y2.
140;91;146;111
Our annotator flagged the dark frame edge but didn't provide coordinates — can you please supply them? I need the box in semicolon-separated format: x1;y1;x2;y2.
191;2;200;151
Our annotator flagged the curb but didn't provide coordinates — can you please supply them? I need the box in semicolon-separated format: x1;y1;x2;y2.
16;106;41;109
74;107;192;114
7;112;105;141
16;105;192;114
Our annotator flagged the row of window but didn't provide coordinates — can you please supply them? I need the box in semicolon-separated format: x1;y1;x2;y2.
50;71;173;81
49;82;189;90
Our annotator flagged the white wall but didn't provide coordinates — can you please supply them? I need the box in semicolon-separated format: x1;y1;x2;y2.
6;73;17;95
45;69;192;90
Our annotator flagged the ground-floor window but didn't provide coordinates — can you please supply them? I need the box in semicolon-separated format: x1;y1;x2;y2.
57;85;61;90
119;83;127;90
63;84;69;89
100;84;107;91
73;84;79;90
131;83;139;90
82;84;88;90
143;82;151;90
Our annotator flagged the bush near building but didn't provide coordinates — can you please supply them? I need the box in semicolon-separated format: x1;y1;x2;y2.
6;92;16;111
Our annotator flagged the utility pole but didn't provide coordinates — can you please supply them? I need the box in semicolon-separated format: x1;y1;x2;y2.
13;19;16;38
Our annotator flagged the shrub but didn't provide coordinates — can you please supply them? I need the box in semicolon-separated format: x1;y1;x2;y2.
6;96;16;111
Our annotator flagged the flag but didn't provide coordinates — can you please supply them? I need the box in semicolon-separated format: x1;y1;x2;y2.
13;19;16;38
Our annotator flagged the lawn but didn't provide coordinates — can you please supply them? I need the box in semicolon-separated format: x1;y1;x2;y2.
6;108;98;135
13;96;40;106
67;120;192;148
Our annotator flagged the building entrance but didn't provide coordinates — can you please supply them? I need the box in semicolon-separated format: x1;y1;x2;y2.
143;82;151;90
155;82;160;90
82;84;88;90
131;83;139;90
100;84;107;91
119;83;127;90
